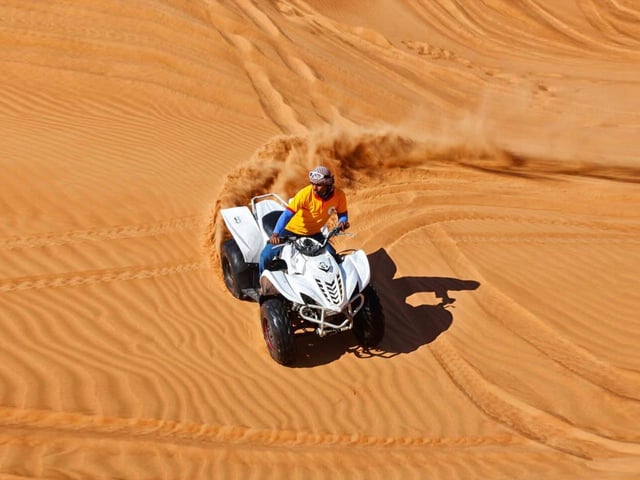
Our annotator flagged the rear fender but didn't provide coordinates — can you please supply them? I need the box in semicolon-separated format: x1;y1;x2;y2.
220;206;263;264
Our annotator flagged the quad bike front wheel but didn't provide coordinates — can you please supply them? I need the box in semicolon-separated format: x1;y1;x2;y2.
353;286;385;348
261;297;295;365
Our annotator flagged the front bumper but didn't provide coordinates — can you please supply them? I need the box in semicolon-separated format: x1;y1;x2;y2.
296;293;365;337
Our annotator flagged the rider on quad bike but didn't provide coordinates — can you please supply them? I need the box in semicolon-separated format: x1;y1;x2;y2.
259;165;349;276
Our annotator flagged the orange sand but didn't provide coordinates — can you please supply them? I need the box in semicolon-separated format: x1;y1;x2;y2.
1;1;639;478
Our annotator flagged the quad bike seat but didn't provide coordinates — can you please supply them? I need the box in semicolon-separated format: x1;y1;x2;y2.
262;210;282;237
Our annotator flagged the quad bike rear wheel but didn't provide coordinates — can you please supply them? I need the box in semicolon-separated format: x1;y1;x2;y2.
221;238;252;299
353;286;385;348
261;297;295;365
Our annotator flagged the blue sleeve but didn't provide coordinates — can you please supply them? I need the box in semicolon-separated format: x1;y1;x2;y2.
338;211;348;224
274;209;294;235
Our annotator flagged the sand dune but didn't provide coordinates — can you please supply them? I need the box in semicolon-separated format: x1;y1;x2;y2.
1;1;639;478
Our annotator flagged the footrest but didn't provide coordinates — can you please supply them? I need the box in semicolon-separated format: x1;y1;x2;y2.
241;288;260;302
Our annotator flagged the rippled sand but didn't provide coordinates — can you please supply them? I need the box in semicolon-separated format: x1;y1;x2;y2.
1;1;639;478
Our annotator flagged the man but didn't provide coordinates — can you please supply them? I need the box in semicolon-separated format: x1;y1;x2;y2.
259;165;350;274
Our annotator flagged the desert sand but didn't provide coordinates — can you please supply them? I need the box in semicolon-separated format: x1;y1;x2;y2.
1;1;639;478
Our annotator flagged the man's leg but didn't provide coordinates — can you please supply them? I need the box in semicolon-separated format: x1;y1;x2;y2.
259;242;275;275
259;230;293;275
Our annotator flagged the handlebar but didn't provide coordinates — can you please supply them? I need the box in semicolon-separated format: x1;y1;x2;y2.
278;224;347;242
274;225;350;255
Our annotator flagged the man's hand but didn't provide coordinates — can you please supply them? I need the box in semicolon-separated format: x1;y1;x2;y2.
337;221;350;231
269;232;281;245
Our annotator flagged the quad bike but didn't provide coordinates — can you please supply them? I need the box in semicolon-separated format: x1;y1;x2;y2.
219;193;385;365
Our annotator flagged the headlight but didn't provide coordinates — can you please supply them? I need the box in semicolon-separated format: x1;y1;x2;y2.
300;293;318;306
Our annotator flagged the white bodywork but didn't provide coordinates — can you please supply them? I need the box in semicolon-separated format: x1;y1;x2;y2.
261;243;370;335
220;193;372;336
220;195;285;264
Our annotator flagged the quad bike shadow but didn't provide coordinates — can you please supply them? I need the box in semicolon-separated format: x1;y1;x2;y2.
293;248;480;367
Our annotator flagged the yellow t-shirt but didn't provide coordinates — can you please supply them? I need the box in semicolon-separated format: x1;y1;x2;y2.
284;185;347;235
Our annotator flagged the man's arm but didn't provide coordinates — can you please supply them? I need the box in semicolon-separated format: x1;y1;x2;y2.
337;191;349;230
270;209;294;244
337;211;349;230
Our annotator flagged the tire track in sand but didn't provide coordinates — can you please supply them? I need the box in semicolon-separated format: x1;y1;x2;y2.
0;405;522;450
258;0;360;127
225;31;307;135
208;0;306;135
207;0;357;134
522;0;640;56
429;338;640;459
281;0;472;109
426;223;640;401
0;215;205;251
0;260;208;293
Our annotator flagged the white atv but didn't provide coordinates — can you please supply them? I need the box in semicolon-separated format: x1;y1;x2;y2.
219;193;385;365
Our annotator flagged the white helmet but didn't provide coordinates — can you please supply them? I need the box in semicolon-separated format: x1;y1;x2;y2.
308;166;334;186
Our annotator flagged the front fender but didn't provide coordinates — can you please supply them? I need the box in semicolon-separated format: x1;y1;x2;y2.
260;270;304;304
341;249;371;295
